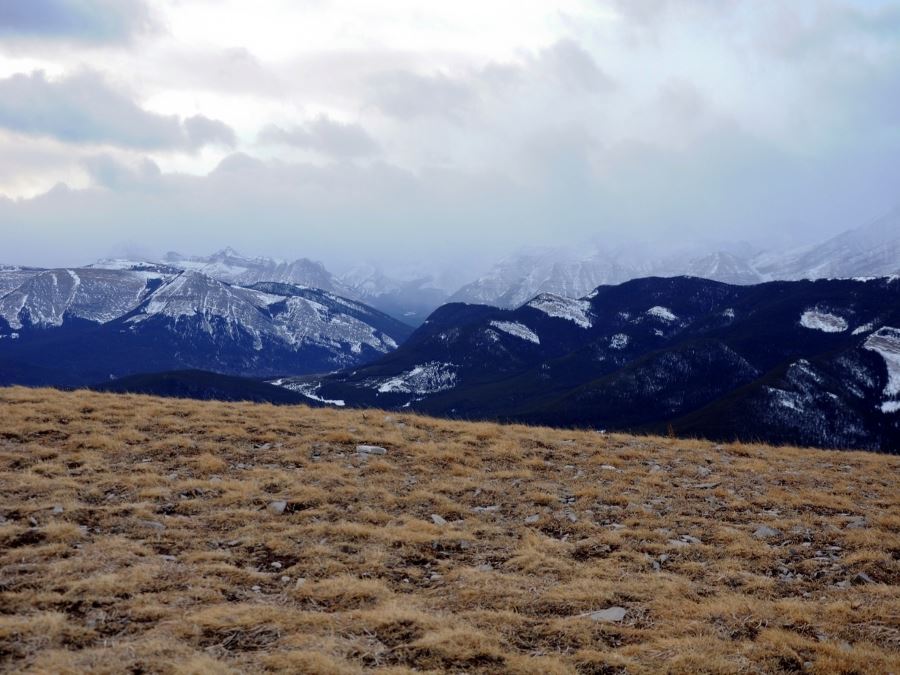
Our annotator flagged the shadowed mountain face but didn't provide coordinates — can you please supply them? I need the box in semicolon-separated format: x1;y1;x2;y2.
279;276;900;452
0;269;412;386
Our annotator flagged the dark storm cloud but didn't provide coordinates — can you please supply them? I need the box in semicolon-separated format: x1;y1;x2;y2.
0;0;157;44
0;70;235;151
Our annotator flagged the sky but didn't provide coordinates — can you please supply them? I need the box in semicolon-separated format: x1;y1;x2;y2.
0;0;898;273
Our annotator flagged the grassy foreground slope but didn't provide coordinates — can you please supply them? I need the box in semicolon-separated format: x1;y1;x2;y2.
0;387;898;674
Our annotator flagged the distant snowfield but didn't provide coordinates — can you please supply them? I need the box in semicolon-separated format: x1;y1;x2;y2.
489;320;540;344
377;362;458;395
864;327;900;399
646;306;678;322
800;309;848;333
526;294;592;328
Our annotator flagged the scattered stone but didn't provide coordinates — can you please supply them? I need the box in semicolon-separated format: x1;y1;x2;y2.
476;563;493;572
226;539;241;547
137;519;166;531
679;534;702;545
690;482;720;490
280;575;291;583
599;464;618;472
51;505;64;514
473;505;499;513
251;585;262;592
525;514;540;524
753;525;781;539
844;516;867;530
852;572;875;585
431;514;447;526
696;466;712;478
254;443;272;450
270;562;282;569
584;606;627;623
268;500;287;515
356;445;387;455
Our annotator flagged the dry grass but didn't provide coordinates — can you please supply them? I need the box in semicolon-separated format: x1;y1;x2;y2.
0;386;898;674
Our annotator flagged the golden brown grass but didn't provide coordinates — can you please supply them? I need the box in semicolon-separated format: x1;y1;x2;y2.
0;386;898;674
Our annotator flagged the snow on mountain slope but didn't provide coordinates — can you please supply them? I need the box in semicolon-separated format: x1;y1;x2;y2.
0;266;43;297
678;251;765;285
800;309;849;333
864;327;900;412
129;272;403;358
449;248;635;308
489;320;540;344
526;294;593;328
0;268;161;330
161;248;354;296
757;208;900;280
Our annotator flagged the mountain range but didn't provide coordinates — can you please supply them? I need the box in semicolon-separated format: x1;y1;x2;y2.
451;208;900;307
0;266;411;386
276;276;900;452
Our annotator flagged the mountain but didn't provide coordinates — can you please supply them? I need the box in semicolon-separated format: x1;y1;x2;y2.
449;248;637;308
755;208;900;280
0;265;44;297
338;264;449;325
0;269;411;386
276;276;900;451
93;250;448;322
654;251;765;285
160;248;354;295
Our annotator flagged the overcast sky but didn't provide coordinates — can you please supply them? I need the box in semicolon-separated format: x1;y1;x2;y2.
0;0;898;272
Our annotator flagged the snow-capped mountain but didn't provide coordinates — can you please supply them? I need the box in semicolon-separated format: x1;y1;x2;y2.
447;209;900;308
92;251;448;322
0;268;167;330
160;248;354;295
0;269;411;385
338;264;449;324
449;248;636;308
282;276;900;451
654;251;765;285
755;208;900;281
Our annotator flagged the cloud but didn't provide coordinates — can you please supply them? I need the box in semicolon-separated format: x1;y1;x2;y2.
366;70;478;121
259;116;379;158
0;0;157;44
0;70;235;151
81;154;161;190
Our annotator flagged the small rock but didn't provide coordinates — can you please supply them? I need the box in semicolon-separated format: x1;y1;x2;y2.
356;445;387;455
585;606;627;623
270;561;282;569
268;500;287;515
430;572;442;581
525;514;540;524
691;482;720;490
599;464;618;471
137;519;166;531
696;466;712;478
473;505;499;513
255;443;272;450
753;525;781;539
430;514;447;526
51;505;64;514
476;563;493;572
160;554;177;562
28;516;38;527
852;572;875;585
844;516;867;530
280;575;291;583
251;585;262;592
226;539;241;547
